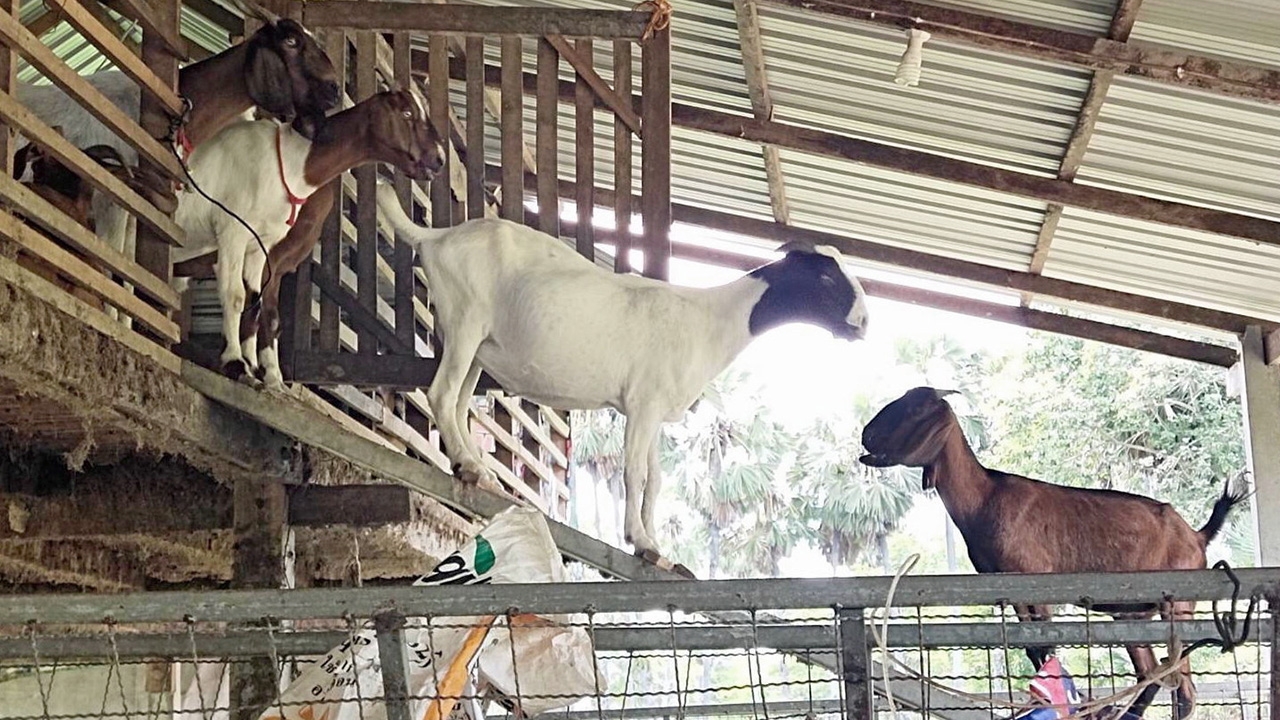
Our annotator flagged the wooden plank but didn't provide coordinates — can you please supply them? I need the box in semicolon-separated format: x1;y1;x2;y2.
428;33;451;229
767;0;1280;104
1027;204;1062;275
0;174;180;309
288;485;413;527
0;10;185;183
311;262;412;356
303;2;653;39
1265;327;1280;367
57;0;184;116
573;38;594;261
640;27;671;280
105;0;185;57
613;40;632;274
23;8;60;39
0;0;13;180
469;409;558;503
290;351;501;391
0;90;186;247
672;105;1280;244
0;251;180;373
499;36;524;224
318;30;345;354
535;38;559;238
492;394;568;467
731;0;789;224
546;34;640;136
541;405;571;438
0;210;180;341
392;32;417;354
465;36;486;220
355;31;379;357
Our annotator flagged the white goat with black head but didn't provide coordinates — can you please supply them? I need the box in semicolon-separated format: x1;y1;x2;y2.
376;185;871;559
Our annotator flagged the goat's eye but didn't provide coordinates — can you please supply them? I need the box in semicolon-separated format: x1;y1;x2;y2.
402;110;413;119
819;274;836;287
283;36;299;48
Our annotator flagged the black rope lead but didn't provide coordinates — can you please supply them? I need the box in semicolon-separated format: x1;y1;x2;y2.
1180;560;1258;657
162;96;272;315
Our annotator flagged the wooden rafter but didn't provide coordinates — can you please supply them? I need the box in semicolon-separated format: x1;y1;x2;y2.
1025;0;1143;293
763;0;1280;104
494;164;1272;335
731;0;790;224
449;60;1280;245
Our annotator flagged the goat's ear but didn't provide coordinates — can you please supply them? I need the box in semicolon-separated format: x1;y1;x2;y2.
933;389;959;400
777;240;817;255
245;42;296;119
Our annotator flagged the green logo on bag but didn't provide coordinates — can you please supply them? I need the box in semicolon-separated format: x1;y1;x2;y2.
474;536;495;574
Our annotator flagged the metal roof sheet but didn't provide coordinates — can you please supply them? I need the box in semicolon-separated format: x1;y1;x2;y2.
1129;0;1280;69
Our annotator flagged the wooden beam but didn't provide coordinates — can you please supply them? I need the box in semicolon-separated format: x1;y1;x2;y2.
290;351;501;392
675;242;1238;367
448;58;1280;245
1025;0;1141;286
672;105;1280;244
491;163;1274;335
104;0;185;58
545;34;640;136
57;0;185;116
764;0;1280;104
1264;327;1280;366
640;26;672;280
302;2;653;39
229;477;288;720
613;40;633;274
288;485;414;527
731;0;790;225
22;8;61;39
180;0;245;35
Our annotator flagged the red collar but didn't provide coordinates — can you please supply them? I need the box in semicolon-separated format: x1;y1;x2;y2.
276;125;308;227
175;126;195;161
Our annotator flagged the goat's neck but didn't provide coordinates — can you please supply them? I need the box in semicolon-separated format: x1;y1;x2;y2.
689;275;770;368
177;44;255;147
299;110;379;190
926;424;995;525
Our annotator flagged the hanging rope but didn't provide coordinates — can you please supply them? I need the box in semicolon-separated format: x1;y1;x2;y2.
632;0;672;41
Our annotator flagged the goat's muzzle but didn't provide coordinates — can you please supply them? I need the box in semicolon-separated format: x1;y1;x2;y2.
833;323;866;341
858;452;894;467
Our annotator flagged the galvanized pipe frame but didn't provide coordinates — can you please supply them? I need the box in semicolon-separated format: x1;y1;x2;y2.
1;569;1275;626
0;618;1267;662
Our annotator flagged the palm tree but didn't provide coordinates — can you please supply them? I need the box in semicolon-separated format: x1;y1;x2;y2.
571;408;627;545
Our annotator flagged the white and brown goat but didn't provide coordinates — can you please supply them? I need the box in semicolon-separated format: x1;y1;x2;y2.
859;386;1248;719
170;90;443;384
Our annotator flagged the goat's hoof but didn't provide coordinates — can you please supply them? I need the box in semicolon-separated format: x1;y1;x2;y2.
672;563;697;579
453;461;495;487
220;359;248;380
1175;692;1195;720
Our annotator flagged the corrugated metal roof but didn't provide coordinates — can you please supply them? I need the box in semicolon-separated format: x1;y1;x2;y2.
780;150;1047;270
1130;0;1280;69
912;0;1115;33
1074;78;1280;219
1046;208;1280;322
760;3;1092;175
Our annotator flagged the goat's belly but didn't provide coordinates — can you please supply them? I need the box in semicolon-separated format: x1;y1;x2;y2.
474;341;620;411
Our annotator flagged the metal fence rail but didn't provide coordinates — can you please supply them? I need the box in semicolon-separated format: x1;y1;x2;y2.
0;570;1274;720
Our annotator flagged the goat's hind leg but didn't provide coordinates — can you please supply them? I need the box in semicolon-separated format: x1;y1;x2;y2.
622;410;662;557
1164;600;1197;720
215;246;252;381
451;359;497;490
427;326;494;487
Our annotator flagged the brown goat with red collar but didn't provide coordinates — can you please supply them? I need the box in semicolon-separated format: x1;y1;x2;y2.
860;386;1247;720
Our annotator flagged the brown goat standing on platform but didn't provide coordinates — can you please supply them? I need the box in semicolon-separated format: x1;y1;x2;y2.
859;386;1247;720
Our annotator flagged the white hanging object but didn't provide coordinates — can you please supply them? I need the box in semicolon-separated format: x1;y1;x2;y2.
894;28;932;87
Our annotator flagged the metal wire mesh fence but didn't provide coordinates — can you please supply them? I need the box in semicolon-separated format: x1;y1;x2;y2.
0;568;1274;720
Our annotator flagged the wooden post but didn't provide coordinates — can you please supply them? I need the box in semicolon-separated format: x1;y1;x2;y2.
640;27;671;280
393;32;416;355
135;0;180;339
465;36;487;220
574;39;595;261
500;37;524;223
839;607;871;720
612;40;633;274
535;38;559;238
428;33;452;229
1240;327;1280;565
375;612;413;720
1269;592;1279;720
355;31;379;357
318;30;345;355
229;478;290;720
0;0;13;179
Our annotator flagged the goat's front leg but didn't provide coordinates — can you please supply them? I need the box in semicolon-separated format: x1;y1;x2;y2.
239;250;268;379
622;410;662;557
215;246;251;381
1162;600;1197;720
427;326;495;487
451;360;489;480
1013;603;1055;669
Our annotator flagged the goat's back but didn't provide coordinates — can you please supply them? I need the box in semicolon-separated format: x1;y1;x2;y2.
17;73;141;164
961;472;1210;576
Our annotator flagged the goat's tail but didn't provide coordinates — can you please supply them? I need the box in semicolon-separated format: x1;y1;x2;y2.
374;180;451;248
1198;474;1251;545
